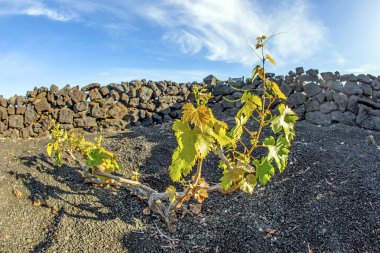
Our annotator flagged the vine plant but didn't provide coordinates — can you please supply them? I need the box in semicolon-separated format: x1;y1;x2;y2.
46;35;298;230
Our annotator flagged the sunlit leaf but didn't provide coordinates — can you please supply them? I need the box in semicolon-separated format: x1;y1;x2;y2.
46;143;53;157
263;135;290;172
240;174;257;194
253;158;275;185
266;53;276;65
182;103;212;131
271;104;298;142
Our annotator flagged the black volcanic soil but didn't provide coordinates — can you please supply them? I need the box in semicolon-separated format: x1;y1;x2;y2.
0;121;379;253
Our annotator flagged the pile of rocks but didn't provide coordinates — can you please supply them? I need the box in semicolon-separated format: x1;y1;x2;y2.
0;80;194;138
0;68;379;138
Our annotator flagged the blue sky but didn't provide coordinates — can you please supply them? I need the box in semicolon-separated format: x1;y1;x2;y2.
0;0;379;98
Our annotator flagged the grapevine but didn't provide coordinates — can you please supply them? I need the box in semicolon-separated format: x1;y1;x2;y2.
46;35;298;231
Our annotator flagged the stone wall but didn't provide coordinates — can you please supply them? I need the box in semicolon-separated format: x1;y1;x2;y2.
0;67;379;138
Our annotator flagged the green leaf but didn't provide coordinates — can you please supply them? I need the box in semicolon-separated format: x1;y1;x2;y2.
253;158;275;185
169;120;198;182
86;147;112;168
263;135;290;172
271;104;298;142
195;131;214;158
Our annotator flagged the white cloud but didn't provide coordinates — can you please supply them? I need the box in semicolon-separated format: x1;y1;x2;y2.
0;0;74;21
0;0;327;66
345;64;379;75
142;0;327;66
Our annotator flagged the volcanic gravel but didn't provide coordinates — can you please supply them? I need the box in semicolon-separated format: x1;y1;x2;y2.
0;120;379;252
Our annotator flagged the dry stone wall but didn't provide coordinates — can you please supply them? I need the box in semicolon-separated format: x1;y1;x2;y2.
0;68;379;138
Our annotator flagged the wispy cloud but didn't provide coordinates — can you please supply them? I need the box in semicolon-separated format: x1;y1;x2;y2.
345;64;379;75
0;0;74;21
142;0;327;66
0;0;327;66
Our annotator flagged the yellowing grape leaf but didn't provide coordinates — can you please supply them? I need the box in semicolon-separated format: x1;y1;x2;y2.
271;104;298;142
165;185;177;203
266;53;276;65
263;135;290;172
182;103;211;131
253;158;275;185
194;188;208;203
220;167;245;190
268;81;286;100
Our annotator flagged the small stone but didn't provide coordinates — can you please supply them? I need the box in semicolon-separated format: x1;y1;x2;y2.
303;83;322;97
320;102;338;114
50;84;59;93
24;105;39;125
108;103;128;119
0;107;8;120
138;86;153;103
287;92;306;107
74;117;97;128
305;111;331;126
166;86;179;96
371;79;380;90
306;69;319;76
347;96;358;113
33;99;51;114
326;80;343;92
340;74;358;82
315;92;326;103
89;88;102;101
343;81;363;96
333;93;348;112
357;74;372;84
356;104;380;130
298;74;318;82
280;83;293;97
295;67;304;75
91;106;107;119
331;111;355;125
16;106;26;115
9;115;24;129
320;72;334;81
0;97;8;107
7;105;15;115
305;99;320;112
58;108;74;124
360;83;373;97
81;83;101;91
212;84;233;96
74;101;88;112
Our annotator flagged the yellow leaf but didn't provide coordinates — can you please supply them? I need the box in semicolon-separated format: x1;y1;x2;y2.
182;103;211;131
269;81;286;100
194;188;208;203
266;53;276;65
46;143;53;157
